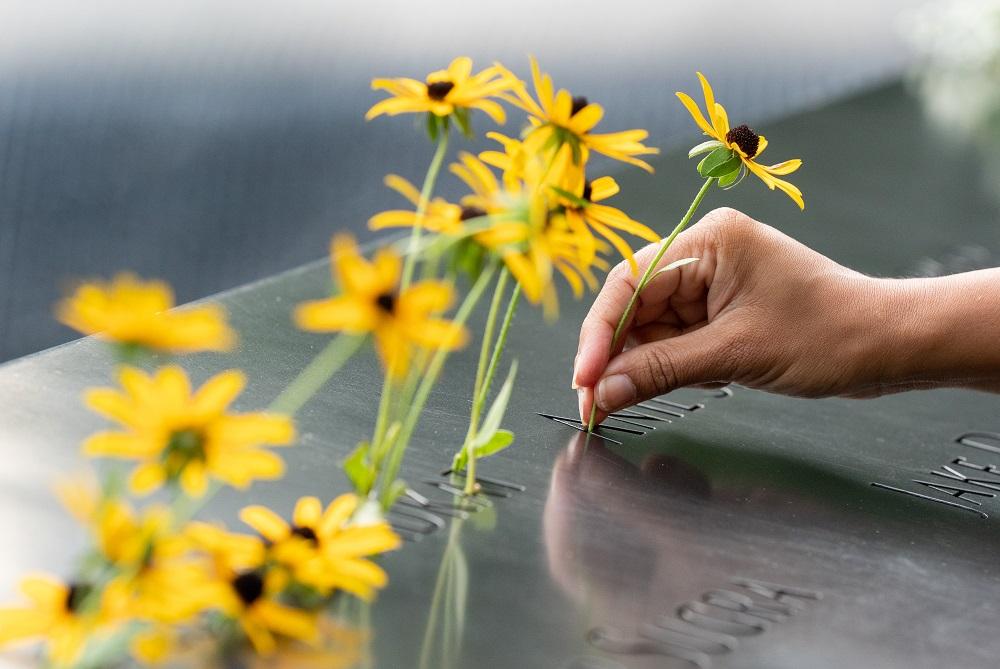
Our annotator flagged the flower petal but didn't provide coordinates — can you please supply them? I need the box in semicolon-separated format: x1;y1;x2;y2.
675;92;717;139
293;496;323;528
240;505;289;543
294;296;379;334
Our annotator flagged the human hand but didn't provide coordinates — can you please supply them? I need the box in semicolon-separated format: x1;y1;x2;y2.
573;207;924;425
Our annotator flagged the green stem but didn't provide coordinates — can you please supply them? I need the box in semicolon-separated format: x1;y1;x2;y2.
268;334;365;416
476;282;521;411
463;280;521;494
378;263;498;507
587;177;716;431
400;129;450;292
460;270;509;454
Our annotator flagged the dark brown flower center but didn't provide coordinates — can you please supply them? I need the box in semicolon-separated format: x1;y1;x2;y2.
582;181;593;202
65;582;91;613
290;525;318;544
427;81;455;101
725;124;760;158
460;205;487;221
375;292;397;313
570;96;589;116
232;570;265;606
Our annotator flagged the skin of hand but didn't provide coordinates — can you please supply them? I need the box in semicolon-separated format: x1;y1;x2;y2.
574;207;1000;425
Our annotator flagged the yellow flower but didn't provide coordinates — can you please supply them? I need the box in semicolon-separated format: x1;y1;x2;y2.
498;57;659;172
83;365;295;497
294;235;468;379
366;56;513;124
676;72;804;209
368;175;466;235
187;522;317;655
240;493;401;600
0;575;104;667
188;524;318;656
56;273;236;354
93;504;212;629
556;171;660;274
476;184;606;319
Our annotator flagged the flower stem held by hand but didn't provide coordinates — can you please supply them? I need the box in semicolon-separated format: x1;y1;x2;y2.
586;176;716;432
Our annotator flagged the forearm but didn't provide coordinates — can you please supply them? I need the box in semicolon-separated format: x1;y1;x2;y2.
872;269;1000;393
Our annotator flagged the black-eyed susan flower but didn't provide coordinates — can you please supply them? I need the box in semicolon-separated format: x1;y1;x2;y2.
555;172;660;274
498;57;659;172
677;72;804;209
56;273;236;354
240;493;401;600
95;504;212;631
0;574;105;667
368;175;466;235
294;235;468;379
186;524;318;656
83;365;295;497
366;56;513;128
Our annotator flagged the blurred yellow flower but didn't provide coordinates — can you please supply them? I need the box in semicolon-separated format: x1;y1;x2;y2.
677;72;804;209
294;235;468;378
557;173;660;274
56;273;236;354
95;504;211;629
499;57;659;172
366;56;513;124
368;175;466;235
188;524;318;656
83;365;295;497
240;493;401;600
0;574;104;667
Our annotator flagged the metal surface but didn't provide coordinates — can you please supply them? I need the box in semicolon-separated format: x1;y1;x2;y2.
2;83;1000;668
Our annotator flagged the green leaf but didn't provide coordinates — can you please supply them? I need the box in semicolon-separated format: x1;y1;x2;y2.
550;185;588;208
688;139;724;159
720;164;748;190
697;147;742;179
473;429;515;459
472;360;518;450
343;441;376;495
453;107;473;138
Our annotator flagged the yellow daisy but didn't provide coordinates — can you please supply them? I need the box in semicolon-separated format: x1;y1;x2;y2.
240;493;401;600
368;175;467;235
94;504;212;629
82;365;295;497
498;57;659;172
56;273;236;354
676;72;804;209
294;235;468;379
366;56;513;125
185;523;318;656
556;171;660;274
0;574;104;667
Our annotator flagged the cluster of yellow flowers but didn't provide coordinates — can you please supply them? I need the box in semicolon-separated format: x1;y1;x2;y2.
0;278;400;666
0;55;803;667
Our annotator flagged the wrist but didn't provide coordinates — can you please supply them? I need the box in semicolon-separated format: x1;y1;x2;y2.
874;270;1000;391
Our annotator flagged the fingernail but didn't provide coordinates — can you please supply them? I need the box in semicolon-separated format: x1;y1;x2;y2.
571;354;580;389
597;374;635;412
577;387;585;421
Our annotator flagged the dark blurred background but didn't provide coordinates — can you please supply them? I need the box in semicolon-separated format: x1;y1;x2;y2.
0;1;923;362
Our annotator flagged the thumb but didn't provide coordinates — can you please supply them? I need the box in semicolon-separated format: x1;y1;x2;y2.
593;328;736;414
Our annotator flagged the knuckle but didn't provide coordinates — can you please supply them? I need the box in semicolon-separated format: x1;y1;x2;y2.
645;347;679;394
